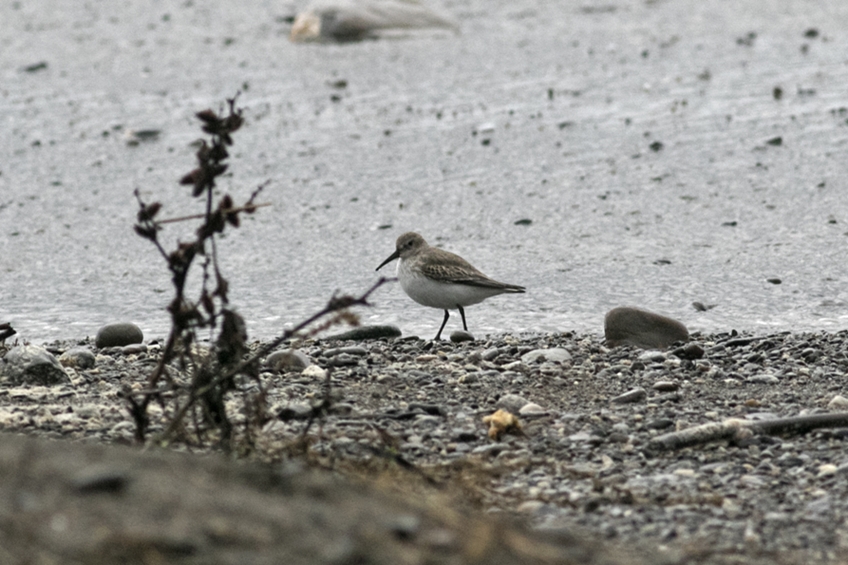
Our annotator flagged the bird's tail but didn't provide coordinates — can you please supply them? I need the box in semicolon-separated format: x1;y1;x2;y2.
503;284;526;294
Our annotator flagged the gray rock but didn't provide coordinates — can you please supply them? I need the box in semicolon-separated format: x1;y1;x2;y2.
637;350;667;363
610;387;647;404
324;346;367;357
520;348;572;365
568;431;594;442
647;419;674;430
470;444;507;457
121;344;147;355
266;349;312;372
828;395;848;410
516;500;546;514
481;348;500;361
746;374;780;385
672;342;705;360
501;361;528;373
518;402;547;416
604;307;689;349
95;323;143;348
497;394;529;414
323;325;401;341
277;402;314;420
58;347;97;370
1;345;70;386
449;330;474;343
327;353;360;367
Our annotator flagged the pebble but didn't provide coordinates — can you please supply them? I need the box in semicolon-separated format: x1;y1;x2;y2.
516;500;546;514
610;388;647;404
672;343;705;360
95;323;144;348
520;348;572;365
827;395;848;410
58;348;97;370
646;418;674;430
652;381;679;392
1;345;70;386
325;346;367;357
604;306;689;349
266;349;312;372
121;344;147;355
497;394;530;414
323;325;401;341
482;348;500;361
818;464;838;478
746;374;780;385
277;402;314;420
302;365;328;379
449;331;474;343
501;361;528;373
327;353;360;367
638;350;667;363
518;403;546;416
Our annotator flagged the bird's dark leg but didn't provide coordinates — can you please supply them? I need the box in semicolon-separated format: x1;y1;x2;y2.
435;309;450;340
458;306;468;331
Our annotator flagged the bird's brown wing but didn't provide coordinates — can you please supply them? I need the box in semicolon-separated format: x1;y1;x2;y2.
419;250;523;290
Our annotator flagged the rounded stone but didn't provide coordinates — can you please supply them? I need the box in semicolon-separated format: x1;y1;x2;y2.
827;395;848;410
266;349;312;372
610;387;647;404
520;348;572;364
497;394;529;414
302;365;328;380
324;325;401;341
673;342;705;360
1;345;70;386
121;344;147;355
604;307;689;349
449;330;474;343
518;402;546;416
58;347;97;370
95;323;143;348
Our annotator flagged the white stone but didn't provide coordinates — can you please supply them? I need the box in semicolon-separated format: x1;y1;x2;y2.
302;365;327;379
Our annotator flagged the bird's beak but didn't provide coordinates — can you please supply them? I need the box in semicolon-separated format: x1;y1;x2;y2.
376;249;400;271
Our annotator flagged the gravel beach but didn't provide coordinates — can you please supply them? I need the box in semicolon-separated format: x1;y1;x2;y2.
3;329;848;564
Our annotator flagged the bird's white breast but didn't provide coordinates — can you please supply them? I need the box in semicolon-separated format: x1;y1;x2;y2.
397;259;505;309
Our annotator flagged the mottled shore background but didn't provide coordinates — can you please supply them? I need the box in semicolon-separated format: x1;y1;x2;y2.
2;0;848;343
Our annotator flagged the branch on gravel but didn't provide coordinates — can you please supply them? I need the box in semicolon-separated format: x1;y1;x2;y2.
646;412;848;453
154;277;392;445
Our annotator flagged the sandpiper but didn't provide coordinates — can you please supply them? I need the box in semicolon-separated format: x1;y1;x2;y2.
376;232;525;340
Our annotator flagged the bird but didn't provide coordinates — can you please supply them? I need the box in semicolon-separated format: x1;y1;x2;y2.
290;0;460;43
376;232;525;340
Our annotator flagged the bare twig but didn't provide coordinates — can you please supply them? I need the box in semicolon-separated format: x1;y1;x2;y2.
156;202;271;225
153;277;392;444
646;412;848;453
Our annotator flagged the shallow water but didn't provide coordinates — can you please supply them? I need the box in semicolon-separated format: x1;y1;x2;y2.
2;0;848;342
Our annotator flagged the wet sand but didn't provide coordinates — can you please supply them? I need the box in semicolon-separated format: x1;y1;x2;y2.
2;0;848;342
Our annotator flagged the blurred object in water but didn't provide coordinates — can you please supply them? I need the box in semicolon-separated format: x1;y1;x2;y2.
290;0;459;42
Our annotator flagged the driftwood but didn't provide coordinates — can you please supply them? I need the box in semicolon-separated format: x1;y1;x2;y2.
646;412;848;453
